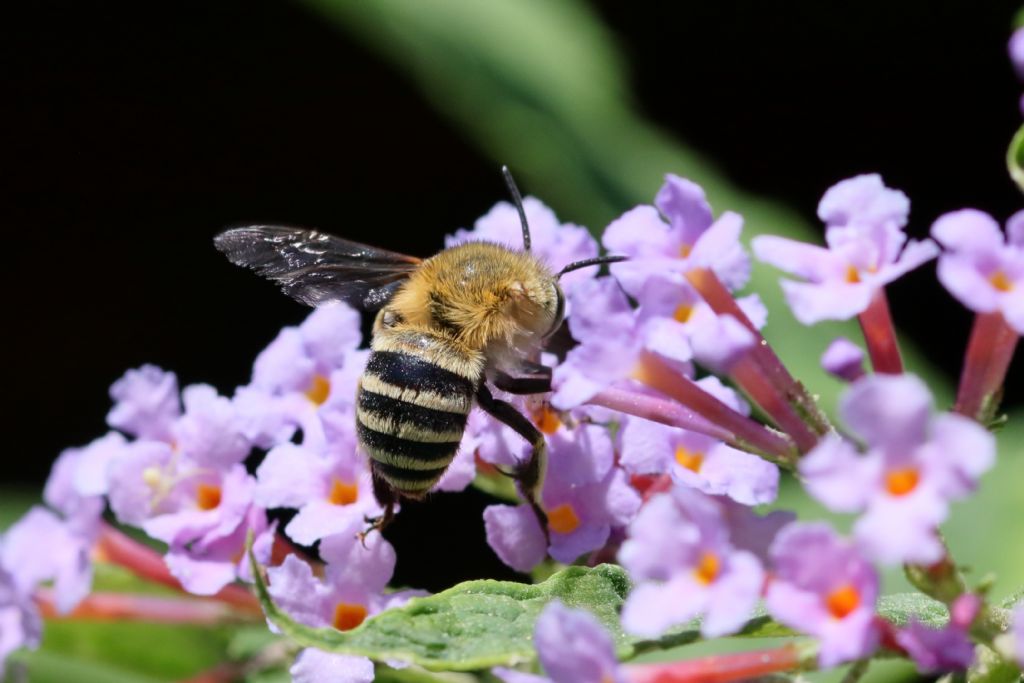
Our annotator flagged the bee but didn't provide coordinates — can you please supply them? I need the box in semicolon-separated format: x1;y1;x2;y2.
214;168;625;534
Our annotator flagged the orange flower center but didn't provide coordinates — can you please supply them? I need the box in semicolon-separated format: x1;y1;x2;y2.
679;243;693;258
305;374;331;405
845;265;861;283
196;484;222;511
532;404;562;435
674;445;704;472
989;270;1014;292
673;304;694;323
825;583;861;619
693;551;720;585
332;602;368;631
328;478;359;506
884;467;920;497
546;503;581;535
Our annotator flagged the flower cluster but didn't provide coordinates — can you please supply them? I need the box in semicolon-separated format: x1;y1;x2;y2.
3;170;1021;683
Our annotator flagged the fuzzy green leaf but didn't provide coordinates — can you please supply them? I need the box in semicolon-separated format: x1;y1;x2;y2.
1008;123;1024;194
252;553;631;671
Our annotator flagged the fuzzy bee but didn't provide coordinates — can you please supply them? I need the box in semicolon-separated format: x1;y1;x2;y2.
214;169;624;533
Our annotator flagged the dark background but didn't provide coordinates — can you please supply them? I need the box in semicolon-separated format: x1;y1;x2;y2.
5;1;1021;588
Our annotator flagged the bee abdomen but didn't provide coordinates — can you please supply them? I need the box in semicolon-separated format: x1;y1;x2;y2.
357;344;478;496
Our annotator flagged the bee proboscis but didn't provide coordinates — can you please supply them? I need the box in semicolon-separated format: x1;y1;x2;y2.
214;168;625;535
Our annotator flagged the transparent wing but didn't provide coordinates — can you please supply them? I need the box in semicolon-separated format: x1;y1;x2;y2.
214;225;422;310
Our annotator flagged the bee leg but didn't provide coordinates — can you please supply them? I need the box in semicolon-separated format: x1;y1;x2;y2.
492;363;552;395
475;384;550;540
359;472;397;547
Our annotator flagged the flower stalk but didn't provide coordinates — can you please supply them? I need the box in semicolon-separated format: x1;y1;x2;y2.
37;589;242;625
625;642;806;683
857;289;903;375
954;311;1019;422
685;267;831;438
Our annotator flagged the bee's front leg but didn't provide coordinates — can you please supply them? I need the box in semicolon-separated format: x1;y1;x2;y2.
491;360;552;395
475;384;549;540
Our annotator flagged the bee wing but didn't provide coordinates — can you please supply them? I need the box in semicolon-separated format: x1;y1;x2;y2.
214;225;422;310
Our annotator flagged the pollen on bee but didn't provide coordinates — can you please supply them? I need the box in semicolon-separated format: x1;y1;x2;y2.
305;374;331;406
674;445;704;472
825;583;861;619
328;478;359;506
532;404;562;435
332;602;368;631
196;483;222;511
546;503;581;535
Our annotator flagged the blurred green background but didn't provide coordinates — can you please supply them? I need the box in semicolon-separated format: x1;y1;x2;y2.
5;0;1023;680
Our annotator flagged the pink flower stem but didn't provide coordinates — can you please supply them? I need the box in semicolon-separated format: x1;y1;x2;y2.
686;268;830;437
587;387;737;442
731;356;820;453
954;311;1019;422
36;589;244;625
626;643;803;683
96;523;262;615
857;289;903;374
630;352;798;468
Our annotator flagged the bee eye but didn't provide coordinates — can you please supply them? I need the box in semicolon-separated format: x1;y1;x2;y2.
545;286;565;338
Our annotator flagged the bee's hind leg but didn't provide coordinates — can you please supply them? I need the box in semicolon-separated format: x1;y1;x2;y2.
359;471;397;547
475;384;549;540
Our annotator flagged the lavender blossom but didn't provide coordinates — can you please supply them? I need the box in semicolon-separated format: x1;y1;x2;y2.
602;174;750;295
0;566;41;673
930;209;1024;332
268;519;424;682
106;364;181;441
1012;603;1024;668
820;338;866;383
800;374;994;564
619;487;764;638
894;593;979;673
753;175;937;324
484;423;640;570
254;443;381;546
766;523;880;667
493;601;625;683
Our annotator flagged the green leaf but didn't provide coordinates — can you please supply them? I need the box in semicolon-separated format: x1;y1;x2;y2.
253;556;632;671
877;592;948;628
1007;123;1024;194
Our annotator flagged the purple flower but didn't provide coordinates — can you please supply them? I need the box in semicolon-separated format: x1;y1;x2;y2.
800;374;995;564
766;522;880;668
493;601;625;683
106;364;180;441
1011;603;1024;668
254;443;381;546
618;487;764;638
551;277;692;409
447;196;600;290
820;338;866;383
634;276;763;374
1;507;92;614
894;593;978;673
930;209;1024;333
172;384;250;470
753;175;938;324
484;423;640;570
0;567;41;673
62;431;128;499
267;520;424;682
602;175;750;296
1011;27;1024;80
618;401;778;506
243;303;364;451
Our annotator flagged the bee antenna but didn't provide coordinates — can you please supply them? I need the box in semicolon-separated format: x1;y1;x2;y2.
501;165;531;251
557;254;628;278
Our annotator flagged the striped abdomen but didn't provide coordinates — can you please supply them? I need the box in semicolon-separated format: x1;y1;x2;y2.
356;330;483;497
